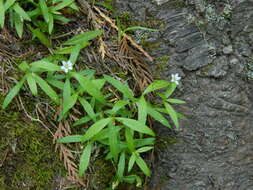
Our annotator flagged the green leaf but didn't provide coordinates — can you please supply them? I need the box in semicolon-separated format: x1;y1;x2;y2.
13;12;23;38
34;74;59;104
117;152;125;180
106;100;129;115
92;79;106;90
128;153;136;172
164;102;179;129
79;143;92;176
63;30;103;45
57;135;83;143
137;96;147;124
81;118;112;141
2;76;26;109
53;15;70;23
73;115;91;126
123;26;158;33
61;93;78;119
0;0;5;28
116;118;155;136
28;25;52;48
79;98;96;121
18;61;30;72
69;44;81;64
136;146;153;153
164;82;177;97
54;41;89;54
125;128;135;152
168;98;186;104
30;60;61;72
73;73;105;104
52;0;74;11
143;80;170;95
4;0;16;11
135;138;155;147
27;73;38;95
46;79;64;90
39;0;49;22
136;155;150;176
13;3;31;21
103;75;133;99
147;105;171;128
48;13;54;34
109;123;119;162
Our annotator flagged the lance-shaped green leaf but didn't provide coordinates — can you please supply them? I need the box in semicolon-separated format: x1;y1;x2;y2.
2;76;26;109
81;118;112;141
135;138;155;147
106;100;129;115
30;60;61;72
54;42;89;54
164;102;179;129
117;152;125;180
63;30;103;45
128;153;136;172
137;96;147;124
116;118;155;136
108;123;119;162
69;44;81;64
103;75;133;99
79;97;96;121
143;80;170;95
48;13;54;34
164;82;177;97
34;74;59;104
136;146;153;153
4;0;16;11
27;73;37;95
73;115;92;126
79;143;92;176
28;25;52;48
39;0;49;22
168;98;186;104
136;155;150;176
0;0;5;28
125;128;135;152
57;135;83;143
52;0;74;11
61;93;78;119
147;105;171;128
13;12;23;38
13;3;31;21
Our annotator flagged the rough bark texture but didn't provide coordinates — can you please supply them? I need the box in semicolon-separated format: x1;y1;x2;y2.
116;0;253;189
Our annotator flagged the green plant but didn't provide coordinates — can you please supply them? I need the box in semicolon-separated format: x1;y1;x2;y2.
2;29;185;188
2;5;185;188
0;0;78;38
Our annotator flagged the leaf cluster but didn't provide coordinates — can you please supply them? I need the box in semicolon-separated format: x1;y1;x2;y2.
0;0;78;38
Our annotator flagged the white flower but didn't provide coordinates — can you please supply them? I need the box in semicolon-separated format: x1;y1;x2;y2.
61;60;73;73
171;73;181;85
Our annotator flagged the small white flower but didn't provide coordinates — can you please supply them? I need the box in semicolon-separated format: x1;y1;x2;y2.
171;73;181;85
61;60;73;73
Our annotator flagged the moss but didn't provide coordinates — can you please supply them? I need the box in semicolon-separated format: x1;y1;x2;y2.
0;105;65;190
